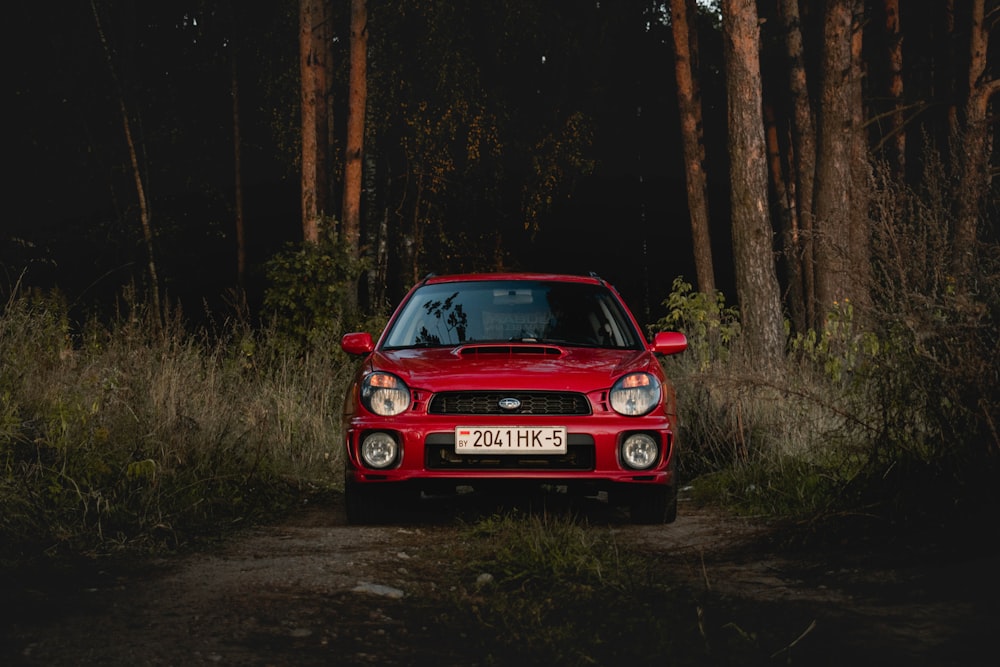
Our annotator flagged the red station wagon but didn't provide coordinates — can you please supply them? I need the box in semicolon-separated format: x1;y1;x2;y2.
339;273;688;524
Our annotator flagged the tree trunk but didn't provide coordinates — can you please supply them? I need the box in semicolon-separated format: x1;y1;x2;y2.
848;0;871;314
778;0;818;328
722;0;786;368
90;0;161;321
942;1;959;143
813;0;855;312
410;171;425;286
952;0;999;281
670;0;716;296
764;102;806;334
883;0;905;175
372;174;390;311
300;0;331;244
342;0;368;260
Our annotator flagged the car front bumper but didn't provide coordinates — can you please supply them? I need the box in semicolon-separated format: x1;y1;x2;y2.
343;412;677;490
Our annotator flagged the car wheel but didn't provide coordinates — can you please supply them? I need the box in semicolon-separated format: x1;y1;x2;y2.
629;484;678;525
344;482;385;525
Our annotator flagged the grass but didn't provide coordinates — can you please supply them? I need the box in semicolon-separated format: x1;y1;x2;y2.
410;510;773;666
0;290;351;563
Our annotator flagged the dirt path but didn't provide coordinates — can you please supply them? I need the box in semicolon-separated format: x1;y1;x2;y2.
2;493;996;666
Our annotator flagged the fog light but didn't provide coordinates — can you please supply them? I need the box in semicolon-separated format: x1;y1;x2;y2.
361;432;399;469
621;433;659;470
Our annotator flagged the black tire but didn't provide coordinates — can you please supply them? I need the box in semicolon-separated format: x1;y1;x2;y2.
629;484;678;525
344;483;385;525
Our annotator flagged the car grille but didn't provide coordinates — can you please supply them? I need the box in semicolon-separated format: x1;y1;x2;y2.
428;391;590;415
424;433;595;471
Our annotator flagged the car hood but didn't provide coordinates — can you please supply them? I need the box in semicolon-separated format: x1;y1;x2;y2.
367;344;660;392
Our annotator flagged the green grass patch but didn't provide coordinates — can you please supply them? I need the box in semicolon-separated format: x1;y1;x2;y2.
417;511;775;666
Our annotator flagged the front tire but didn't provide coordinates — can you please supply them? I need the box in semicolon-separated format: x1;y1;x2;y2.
629;484;678;525
345;482;386;525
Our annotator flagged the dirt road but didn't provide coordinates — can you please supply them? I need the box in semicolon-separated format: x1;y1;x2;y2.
2;493;996;666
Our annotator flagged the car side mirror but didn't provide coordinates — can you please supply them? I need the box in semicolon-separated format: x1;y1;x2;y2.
651;331;687;356
341;332;375;355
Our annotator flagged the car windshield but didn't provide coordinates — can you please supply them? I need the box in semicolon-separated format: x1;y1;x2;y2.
382;280;643;349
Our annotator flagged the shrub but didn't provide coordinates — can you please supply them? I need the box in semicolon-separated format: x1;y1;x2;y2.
655;280;853;485
654;276;740;370
262;237;367;348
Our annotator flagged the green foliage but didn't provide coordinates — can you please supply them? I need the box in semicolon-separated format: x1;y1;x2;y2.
262;237;367;348
687;455;856;518
654;276;740;369
789;299;881;385
466;510;616;589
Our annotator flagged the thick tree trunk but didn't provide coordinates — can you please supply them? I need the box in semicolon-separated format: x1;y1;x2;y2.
670;0;716;296
952;0;999;281
813;0;855;312
342;0;368;310
848;0;871;314
300;0;331;244
722;0;786;368
342;0;368;259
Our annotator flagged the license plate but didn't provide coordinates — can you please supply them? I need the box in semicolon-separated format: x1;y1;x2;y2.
455;426;567;454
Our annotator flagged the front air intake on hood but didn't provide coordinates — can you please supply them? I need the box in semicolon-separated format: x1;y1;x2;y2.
458;344;562;357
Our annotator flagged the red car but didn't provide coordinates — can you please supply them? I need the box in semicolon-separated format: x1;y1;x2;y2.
339;273;688;524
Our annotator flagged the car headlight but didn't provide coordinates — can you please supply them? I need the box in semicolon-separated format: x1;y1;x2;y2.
361;372;411;416
621;433;660;470
360;431;399;468
610;372;661;416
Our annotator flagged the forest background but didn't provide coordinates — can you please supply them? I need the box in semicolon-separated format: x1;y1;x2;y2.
4;1;997;332
2;0;999;563
7;0;738;325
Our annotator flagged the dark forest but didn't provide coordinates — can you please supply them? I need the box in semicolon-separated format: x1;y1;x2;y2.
8;1;994;329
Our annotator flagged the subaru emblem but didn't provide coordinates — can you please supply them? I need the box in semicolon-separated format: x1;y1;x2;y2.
498;397;521;411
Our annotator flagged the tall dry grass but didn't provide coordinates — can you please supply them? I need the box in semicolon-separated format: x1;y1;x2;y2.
0;289;355;562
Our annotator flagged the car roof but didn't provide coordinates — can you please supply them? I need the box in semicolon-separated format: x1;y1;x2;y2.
418;272;606;286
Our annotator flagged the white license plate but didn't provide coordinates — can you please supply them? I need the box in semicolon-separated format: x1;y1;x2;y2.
455;426;567;454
